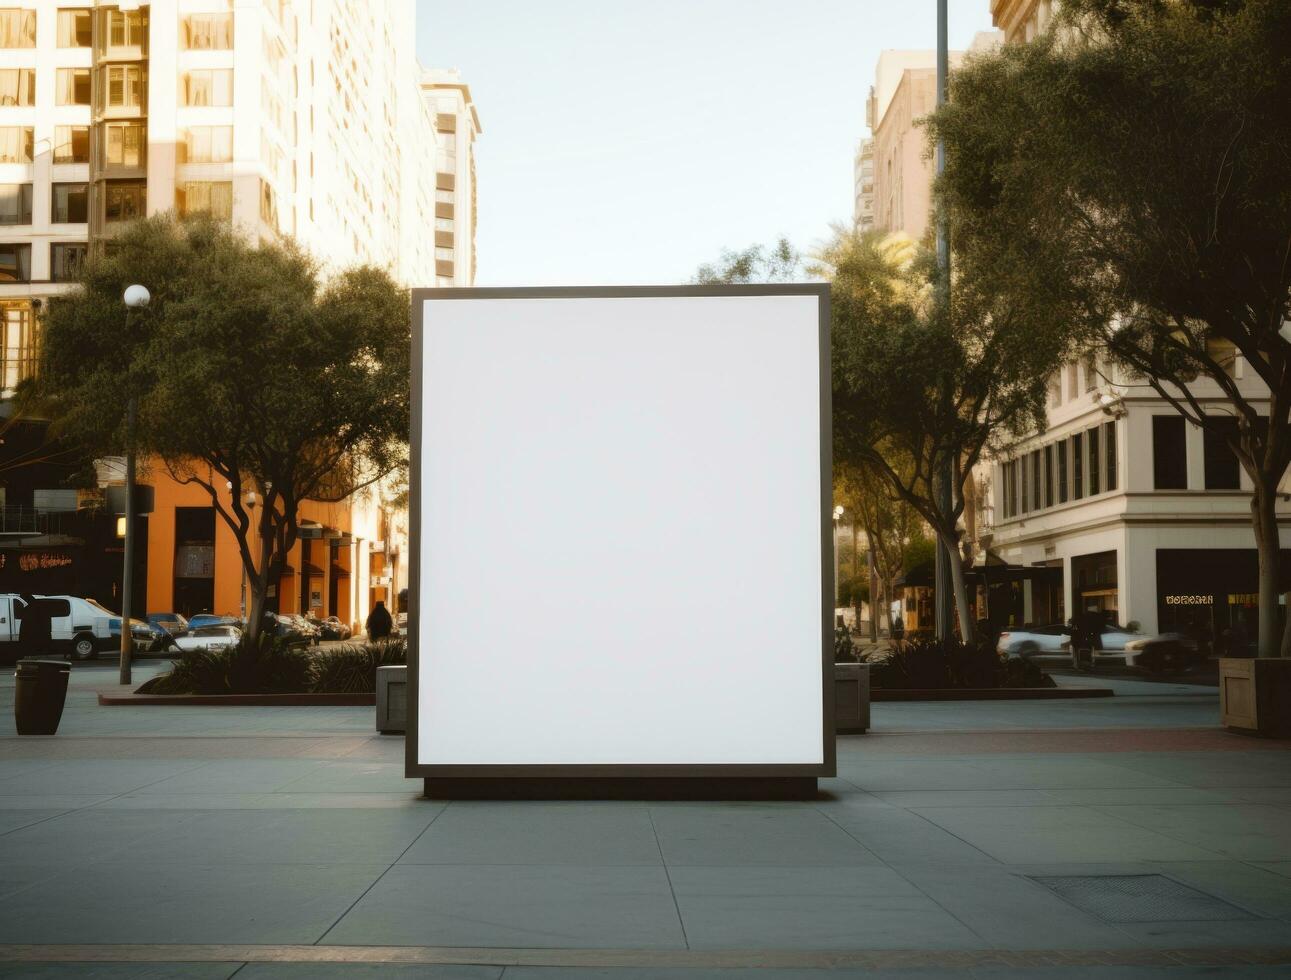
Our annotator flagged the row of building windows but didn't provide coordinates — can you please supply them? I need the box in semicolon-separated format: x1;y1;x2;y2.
0;241;86;283
1000;421;1119;520
0;181;86;224
0;67;236;115
0;9;229;51
1153;415;1242;491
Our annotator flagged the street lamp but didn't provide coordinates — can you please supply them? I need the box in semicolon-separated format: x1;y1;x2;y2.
932;0;955;642
119;283;150;685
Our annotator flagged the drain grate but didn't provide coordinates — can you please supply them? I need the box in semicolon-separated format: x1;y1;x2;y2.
1031;874;1255;923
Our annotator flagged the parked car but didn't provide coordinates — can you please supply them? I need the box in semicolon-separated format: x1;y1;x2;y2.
1;593;124;661
266;614;313;648
172;624;242;652
108;616;165;653
147;612;190;643
998;622;1204;674
186;613;243;631
287;614;322;646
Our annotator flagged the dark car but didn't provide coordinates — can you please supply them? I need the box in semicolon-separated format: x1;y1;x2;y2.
108;616;163;653
147;612;189;643
187;613;243;631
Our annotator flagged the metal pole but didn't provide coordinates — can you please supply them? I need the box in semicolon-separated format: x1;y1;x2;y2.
933;0;955;641
833;518;841;611
118;394;136;686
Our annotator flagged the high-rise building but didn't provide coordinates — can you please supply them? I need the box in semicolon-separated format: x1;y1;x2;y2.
422;68;480;287
0;2;472;630
861;36;999;243
853;138;874;233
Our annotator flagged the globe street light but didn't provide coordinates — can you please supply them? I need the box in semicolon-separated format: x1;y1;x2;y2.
118;284;150;685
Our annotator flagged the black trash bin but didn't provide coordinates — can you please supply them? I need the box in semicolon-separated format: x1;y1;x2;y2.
15;659;71;736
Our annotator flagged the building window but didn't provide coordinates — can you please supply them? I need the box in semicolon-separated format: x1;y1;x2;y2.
1066;361;1077;400
0;184;31;225
1104;421;1118;491
51;242;87;282
434;216;453;232
1020;454;1030;514
1;300;35;390
1088;425;1100;495
56;67;91;106
435;246;454;261
1047;375;1061;408
182;12;233;49
1152;415;1188;489
0;67;34;105
1057;438;1068;503
259;179;277;229
1031;450;1042;511
54;125;90;164
1203;416;1241;490
181;69;234;107
52;183;88;224
0;127;32;163
106;8;147;48
176;181;233;220
105;181;146;223
104;64;145;108
1084;354;1098;392
57;8;92;47
435;188;454;204
1001;460;1015;519
0;9;35;48
104;122;144;167
0;243;30;282
1044;444;1054;508
180;126;233;163
1072;432;1084;500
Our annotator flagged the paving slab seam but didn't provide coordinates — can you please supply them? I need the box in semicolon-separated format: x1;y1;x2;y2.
1;944;1290;968
645;805;691;949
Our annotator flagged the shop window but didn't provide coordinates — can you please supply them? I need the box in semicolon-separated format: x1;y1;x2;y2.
0;184;31;225
1088;426;1100;495
51;242;87;282
1104;421;1118;491
0;67;34;105
54;125;90;164
1153;415;1188;489
52;183;88;224
1203;415;1241;490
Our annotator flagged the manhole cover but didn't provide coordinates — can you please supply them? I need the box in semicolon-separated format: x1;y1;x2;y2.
1031;874;1255;923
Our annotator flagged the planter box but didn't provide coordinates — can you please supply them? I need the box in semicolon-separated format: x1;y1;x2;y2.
376;664;409;734
1220;657;1291;738
834;662;870;734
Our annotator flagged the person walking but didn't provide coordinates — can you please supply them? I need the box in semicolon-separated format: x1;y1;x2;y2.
366;600;393;641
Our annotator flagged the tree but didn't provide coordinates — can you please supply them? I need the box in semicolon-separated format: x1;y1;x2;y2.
931;0;1291;655
692;237;801;284
37;214;410;675
818;227;1077;639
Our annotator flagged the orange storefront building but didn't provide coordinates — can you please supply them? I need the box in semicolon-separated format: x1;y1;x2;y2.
140;464;399;632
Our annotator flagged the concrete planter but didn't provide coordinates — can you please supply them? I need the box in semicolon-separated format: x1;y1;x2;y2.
1220;657;1291;738
376;664;409;735
834;662;870;734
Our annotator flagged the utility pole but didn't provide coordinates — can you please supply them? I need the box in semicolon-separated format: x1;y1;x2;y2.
933;0;955;641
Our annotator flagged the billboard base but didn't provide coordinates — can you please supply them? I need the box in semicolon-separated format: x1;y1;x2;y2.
422;776;818;801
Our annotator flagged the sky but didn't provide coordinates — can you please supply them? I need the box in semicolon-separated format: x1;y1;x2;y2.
416;1;996;286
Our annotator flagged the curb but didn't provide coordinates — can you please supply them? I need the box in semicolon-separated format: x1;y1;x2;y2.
97;692;376;707
871;687;1112;701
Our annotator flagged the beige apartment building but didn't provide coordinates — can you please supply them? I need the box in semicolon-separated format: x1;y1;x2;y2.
0;2;479;626
861;36;999;242
990;0;1058;44
852;137;874;232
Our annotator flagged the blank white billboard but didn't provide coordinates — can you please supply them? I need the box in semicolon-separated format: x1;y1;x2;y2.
410;287;830;775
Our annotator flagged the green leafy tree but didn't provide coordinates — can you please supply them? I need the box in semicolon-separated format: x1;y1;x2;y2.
692;237;801;284
818;227;1077;639
37;215;410;676
836;460;921;640
931;0;1291;655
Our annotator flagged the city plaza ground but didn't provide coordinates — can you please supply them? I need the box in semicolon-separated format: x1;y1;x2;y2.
0;664;1287;978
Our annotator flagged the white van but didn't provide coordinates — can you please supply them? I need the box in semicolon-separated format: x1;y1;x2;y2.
0;594;119;661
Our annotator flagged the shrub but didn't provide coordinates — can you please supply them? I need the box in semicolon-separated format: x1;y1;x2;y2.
136;634;313;695
310;637;407;694
868;637;1051;690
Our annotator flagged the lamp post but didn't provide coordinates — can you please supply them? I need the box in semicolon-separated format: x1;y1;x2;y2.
833;505;845;612
932;0;955;641
119;283;150;685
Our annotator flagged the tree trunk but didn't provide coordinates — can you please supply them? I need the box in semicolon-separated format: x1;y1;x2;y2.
938;528;976;642
1251;482;1283;658
868;542;880;643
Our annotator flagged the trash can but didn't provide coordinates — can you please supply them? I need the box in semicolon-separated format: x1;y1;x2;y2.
15;659;71;736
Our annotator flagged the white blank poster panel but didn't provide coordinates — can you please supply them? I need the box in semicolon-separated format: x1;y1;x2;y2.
418;294;823;766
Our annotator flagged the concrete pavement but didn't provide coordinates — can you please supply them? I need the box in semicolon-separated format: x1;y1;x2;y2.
0;663;1287;978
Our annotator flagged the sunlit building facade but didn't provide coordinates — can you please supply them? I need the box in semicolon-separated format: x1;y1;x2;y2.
1;2;468;629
